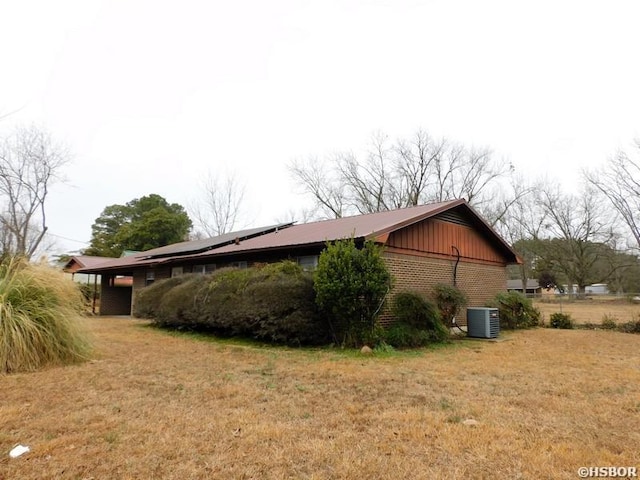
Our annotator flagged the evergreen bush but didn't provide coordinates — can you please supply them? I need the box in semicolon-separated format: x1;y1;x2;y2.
390;291;449;345
549;312;573;329
314;239;392;347
246;273;329;345
133;274;195;320
487;291;540;329
384;322;431;348
154;275;206;329
433;284;468;328
618;317;640;334
134;261;330;346
600;314;618;330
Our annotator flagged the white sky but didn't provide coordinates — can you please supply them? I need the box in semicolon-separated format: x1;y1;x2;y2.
1;0;639;255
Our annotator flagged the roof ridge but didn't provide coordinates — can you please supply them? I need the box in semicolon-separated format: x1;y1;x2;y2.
296;199;464;227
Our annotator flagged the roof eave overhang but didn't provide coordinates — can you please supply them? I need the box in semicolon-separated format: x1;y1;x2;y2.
184;241;333;261
140;222;295;260
77;258;168;275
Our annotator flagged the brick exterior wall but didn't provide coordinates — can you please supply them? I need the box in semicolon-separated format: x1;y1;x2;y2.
100;277;133;315
382;252;507;326
106;242;509;320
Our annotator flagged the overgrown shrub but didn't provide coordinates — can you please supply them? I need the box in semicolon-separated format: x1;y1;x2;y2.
314;239;392;347
134;261;331;346
433;284;467;328
154;275;207;329
392;291;441;329
487;291;540;329
618;318;640;334
601;314;618;330
549;312;573;329
0;258;92;373
389;291;449;346
134;274;195;320
248;274;329;345
384;322;432;348
189;267;253;335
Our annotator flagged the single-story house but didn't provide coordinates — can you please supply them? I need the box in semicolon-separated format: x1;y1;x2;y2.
561;283;610;295
78;199;521;321
507;279;542;297
585;284;610;295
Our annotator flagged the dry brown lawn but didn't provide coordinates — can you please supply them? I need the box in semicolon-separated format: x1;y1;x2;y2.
1;318;639;479
534;297;640;325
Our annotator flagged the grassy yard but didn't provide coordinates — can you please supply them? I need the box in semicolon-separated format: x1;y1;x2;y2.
534;296;640;325
1;318;639;479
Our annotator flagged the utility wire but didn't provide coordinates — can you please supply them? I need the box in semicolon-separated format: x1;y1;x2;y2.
46;232;90;245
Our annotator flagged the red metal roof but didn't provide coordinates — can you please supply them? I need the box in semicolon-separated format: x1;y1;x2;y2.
78;199;519;273
137;223;292;258
193;200;464;257
75;254;170;272
63;255;117;271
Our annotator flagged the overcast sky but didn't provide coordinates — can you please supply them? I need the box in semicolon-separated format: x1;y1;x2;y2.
1;0;639;255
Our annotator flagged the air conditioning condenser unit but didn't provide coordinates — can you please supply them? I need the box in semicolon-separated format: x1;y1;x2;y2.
467;307;499;339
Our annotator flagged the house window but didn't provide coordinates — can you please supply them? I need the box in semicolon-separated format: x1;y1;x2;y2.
193;265;205;275
297;255;319;271
145;271;155;286
230;261;247;269
171;266;184;278
193;264;216;275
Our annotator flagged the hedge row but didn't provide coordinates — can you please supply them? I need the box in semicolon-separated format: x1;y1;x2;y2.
134;261;331;346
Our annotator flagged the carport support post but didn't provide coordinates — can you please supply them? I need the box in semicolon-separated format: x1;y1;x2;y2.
92;274;98;315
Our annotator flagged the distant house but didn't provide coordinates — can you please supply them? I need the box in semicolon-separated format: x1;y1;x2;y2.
585;284;609;295
561;283;610;295
78;199;520;321
507;279;542;297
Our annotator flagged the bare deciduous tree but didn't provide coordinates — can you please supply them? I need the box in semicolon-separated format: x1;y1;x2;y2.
190;172;246;237
394;129;445;207
585;141;640;250
337;133;393;214
288;129;510;220
289;156;346;219
0;125;69;259
536;184;620;295
483;174;536;230
275;206;318;226
489;176;547;291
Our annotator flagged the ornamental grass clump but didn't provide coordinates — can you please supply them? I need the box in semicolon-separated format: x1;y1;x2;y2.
0;258;92;373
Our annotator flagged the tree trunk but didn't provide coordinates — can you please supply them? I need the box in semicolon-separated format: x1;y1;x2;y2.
519;265;528;297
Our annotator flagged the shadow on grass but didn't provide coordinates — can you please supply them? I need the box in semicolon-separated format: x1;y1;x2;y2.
134;321;468;360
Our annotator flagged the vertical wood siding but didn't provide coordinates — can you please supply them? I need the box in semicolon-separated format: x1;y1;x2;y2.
387;219;505;264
